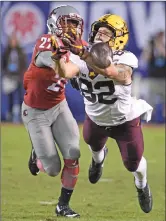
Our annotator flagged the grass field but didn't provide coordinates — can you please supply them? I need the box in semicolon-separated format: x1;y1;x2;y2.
1;124;165;221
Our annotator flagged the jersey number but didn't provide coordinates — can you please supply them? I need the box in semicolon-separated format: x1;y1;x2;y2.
39;37;51;49
79;79;117;104
47;80;64;92
47;74;65;92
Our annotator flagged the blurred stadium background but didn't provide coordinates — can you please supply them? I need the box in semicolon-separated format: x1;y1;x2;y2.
1;1;165;221
1;1;166;123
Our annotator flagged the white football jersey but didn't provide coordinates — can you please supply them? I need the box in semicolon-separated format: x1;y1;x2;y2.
70;50;153;126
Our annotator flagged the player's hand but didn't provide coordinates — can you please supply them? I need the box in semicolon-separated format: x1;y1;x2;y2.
50;35;69;61
62;32;84;57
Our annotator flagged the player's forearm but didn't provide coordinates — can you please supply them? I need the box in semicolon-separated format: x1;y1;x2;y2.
83;54;132;84
82;52;119;79
105;64;132;85
55;58;79;79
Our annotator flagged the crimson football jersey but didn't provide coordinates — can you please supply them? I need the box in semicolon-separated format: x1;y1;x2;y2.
23;33;67;109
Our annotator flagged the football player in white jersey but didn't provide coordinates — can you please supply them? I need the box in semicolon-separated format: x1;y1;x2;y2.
51;14;153;213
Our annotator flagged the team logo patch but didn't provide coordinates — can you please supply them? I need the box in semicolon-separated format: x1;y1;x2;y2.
2;3;45;53
23;110;28;116
88;71;98;80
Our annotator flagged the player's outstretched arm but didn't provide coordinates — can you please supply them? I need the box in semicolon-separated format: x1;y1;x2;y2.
55;58;80;79
61;35;133;84
105;64;132;85
79;52;132;85
50;35;80;79
62;36;129;82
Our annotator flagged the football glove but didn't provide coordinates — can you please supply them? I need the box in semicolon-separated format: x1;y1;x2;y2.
50;35;69;61
62;32;86;58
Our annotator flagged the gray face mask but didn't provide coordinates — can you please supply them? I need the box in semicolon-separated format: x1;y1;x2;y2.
47;5;83;38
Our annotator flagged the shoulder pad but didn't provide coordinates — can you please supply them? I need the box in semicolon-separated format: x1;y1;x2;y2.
113;50;138;68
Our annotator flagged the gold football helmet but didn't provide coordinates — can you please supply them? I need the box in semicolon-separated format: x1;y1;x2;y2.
89;14;129;50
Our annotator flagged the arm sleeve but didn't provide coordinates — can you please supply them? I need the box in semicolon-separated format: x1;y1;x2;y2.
35;51;56;69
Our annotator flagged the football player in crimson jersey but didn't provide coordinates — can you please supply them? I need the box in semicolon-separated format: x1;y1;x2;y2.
21;5;85;218
51;14;153;214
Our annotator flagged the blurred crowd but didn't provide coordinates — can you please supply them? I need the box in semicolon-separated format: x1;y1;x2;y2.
2;33;27;123
1;30;166;124
135;31;166;123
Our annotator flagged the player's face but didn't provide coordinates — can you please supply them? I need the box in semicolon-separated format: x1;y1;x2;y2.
94;27;114;43
61;19;80;36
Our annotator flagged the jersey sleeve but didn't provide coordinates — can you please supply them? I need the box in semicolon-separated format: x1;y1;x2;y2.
69;53;88;76
114;51;138;69
35;51;55;69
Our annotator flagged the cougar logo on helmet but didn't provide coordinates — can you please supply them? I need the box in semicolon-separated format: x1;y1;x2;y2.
47;5;84;38
89;14;129;50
